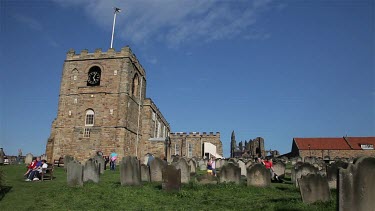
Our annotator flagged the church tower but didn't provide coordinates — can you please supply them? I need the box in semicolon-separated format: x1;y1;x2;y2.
46;47;149;162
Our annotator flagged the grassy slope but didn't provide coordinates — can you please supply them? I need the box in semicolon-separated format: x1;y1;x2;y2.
0;165;335;211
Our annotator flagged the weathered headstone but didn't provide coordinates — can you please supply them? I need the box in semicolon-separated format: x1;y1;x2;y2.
199;163;207;171
273;162;286;178
140;164;150;182
196;174;218;185
247;163;271;187
238;160;246;176
172;158;190;183
120;156;141;186
298;173;330;204
162;165;181;192
67;160;83;187
188;159;196;174
64;155;75;170
338;156;375;211
215;159;222;169
294;163;319;187
326;160;348;189
304;156;316;164
245;160;253;169
40;154;48;161
92;155;105;174
149;157;167;182
291;161;304;184
218;163;241;184
83;158;100;183
25;153;33;164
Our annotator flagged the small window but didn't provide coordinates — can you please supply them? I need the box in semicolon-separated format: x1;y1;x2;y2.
83;128;91;138
132;74;139;96
85;109;94;126
188;143;193;158
175;144;180;155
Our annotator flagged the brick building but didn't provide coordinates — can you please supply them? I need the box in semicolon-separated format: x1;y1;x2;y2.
46;47;222;162
290;137;375;159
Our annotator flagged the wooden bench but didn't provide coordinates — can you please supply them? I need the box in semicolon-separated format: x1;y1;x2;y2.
41;164;54;181
53;157;64;167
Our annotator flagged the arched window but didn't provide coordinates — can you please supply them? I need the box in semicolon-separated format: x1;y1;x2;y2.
71;69;79;81
132;74;139;97
85;109;95;126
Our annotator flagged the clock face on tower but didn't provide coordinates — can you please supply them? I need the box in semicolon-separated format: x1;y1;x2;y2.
87;66;101;86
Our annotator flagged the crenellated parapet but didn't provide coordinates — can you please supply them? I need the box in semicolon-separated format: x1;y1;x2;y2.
65;46;146;77
170;132;220;137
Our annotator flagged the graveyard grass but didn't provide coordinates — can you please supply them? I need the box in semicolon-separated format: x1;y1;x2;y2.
0;165;336;211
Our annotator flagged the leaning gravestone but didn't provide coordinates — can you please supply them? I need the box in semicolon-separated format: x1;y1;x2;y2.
64;155;75;170
294;163;319;187
238;160;246;176
83;158;100;183
326;160;348;189
298;173;330;204
140;164;150;182
120;156;141;186
149;157;167;182
93;155;105;174
25;153;33;164
172;158;190;183
67;160;83;187
188;159;196;175
338;156;375;211
245;160;253;169
247;163;271;187
273;162;286;178
162;165;181;192
291;161;304;184
218;163;241;184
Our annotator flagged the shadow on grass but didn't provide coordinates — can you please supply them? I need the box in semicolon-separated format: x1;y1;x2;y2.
0;186;12;201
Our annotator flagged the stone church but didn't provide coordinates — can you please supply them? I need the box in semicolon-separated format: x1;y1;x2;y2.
45;47;222;163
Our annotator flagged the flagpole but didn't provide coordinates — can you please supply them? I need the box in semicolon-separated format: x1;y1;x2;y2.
110;7;121;49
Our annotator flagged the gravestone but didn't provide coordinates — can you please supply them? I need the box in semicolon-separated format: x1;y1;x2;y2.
196;174;218;185
0;148;4;165
25;153;33;164
291;161;304;184
280;156;288;163
218;163;241;184
188;159;196;175
67;160;83;187
199;163;207;171
298;173;330;204
304;156;316;164
338;156;375;211
326;160;348;189
245;160;253;169
296;157;302;162
93;155;105;174
140;164;150;182
247;163;271;187
149;157;167;182
294;163;319;187
64;155;75;170
217;159;227;169
273;162;286;178
83;158;100;183
237;160;246;176
162;165;181;192
120;156;141;186
172;158;190;183
215;159;222;169
228;158;238;165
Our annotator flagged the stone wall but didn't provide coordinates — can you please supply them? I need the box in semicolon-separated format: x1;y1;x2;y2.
298;149;375;160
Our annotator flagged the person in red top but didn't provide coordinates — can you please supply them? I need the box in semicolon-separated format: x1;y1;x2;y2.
262;157;275;180
24;158;37;177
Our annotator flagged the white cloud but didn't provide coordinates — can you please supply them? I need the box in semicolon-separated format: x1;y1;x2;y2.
53;0;275;47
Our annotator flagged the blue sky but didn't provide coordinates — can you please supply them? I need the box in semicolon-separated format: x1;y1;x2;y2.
0;0;374;157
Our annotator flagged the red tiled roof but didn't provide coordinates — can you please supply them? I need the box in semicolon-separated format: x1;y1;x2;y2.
345;137;375;150
294;137;351;150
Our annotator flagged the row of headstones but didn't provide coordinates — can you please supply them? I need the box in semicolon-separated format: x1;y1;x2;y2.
194;158;287;178
23;153;48;164
293;156;375;211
